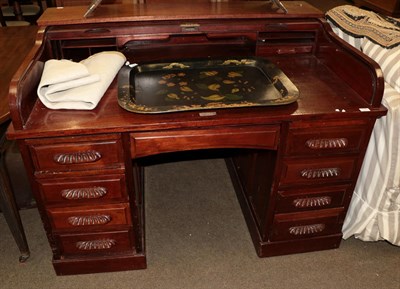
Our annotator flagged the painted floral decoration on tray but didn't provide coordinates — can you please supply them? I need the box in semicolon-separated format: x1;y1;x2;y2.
157;68;258;104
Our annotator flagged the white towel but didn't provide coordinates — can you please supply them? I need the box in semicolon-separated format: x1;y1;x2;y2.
37;51;126;110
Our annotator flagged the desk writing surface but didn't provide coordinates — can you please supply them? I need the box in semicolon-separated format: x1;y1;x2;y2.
13;54;385;139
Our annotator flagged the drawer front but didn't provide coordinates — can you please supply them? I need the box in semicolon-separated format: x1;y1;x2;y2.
276;185;349;213
256;44;313;56
280;156;358;186
131;125;280;158
37;174;128;205
47;203;131;231
28;136;124;172
57;230;135;257
270;209;343;241
286;122;369;156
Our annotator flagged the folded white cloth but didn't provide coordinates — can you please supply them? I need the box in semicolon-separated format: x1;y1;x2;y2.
37;51;126;110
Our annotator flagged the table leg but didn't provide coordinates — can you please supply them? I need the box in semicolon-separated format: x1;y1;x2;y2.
0;134;30;262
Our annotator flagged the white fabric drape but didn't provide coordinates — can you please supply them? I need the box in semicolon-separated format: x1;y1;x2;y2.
328;15;400;245
342;83;400;245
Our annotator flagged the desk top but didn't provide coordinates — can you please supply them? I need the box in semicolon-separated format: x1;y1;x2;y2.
7;2;387;139
37;1;323;26
0;26;38;124
8;54;386;139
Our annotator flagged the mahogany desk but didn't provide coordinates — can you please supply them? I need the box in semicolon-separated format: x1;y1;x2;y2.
7;2;387;275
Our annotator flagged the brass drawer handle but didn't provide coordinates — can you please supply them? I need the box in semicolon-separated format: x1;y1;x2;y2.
289;224;325;236
180;23;200;32
293;196;332;208
67;214;111;226
61;187;108;200
53;150;102;165
300;168;341;179
76;239;116;250
305;138;348;149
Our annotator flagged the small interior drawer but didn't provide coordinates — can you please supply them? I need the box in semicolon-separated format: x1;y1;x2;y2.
27;135;124;173
256;30;316;55
270;209;343;241
57;229;135;257
47;203;132;231
131;125;280;158
280;156;358;186
275;185;349;213
37;174;127;205
256;44;313;55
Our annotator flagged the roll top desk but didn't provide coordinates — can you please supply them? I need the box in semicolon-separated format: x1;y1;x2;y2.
7;1;387;275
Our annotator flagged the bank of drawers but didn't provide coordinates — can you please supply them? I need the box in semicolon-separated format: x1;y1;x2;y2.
270;120;370;242
26;134;134;257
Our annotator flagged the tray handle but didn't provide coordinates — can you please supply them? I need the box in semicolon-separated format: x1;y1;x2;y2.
118;63;137;104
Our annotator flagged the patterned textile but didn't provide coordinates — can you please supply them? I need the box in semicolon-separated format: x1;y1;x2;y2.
342;83;400;245
328;20;363;50
326;5;400;48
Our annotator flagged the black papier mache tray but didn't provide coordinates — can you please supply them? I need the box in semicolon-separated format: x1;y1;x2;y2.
117;57;299;114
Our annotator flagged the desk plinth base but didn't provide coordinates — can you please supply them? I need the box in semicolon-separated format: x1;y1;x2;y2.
52;254;147;275
256;234;343;257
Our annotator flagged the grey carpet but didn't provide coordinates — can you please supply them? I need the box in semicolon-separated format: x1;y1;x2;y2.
1;158;399;289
